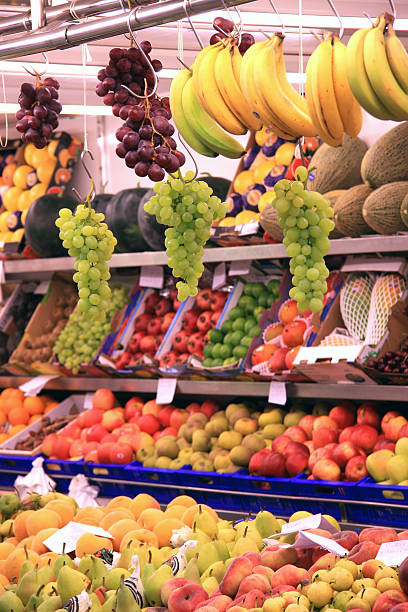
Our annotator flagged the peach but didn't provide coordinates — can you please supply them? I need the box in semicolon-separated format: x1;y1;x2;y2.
348;541;380;564
219;557;253;598
372;591;408;612
359;527;398;544
309;553;339;574
269;565;309;589
236;574;270;597
260;547;298;571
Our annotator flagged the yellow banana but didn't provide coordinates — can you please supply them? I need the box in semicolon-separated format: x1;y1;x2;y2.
231;45;243;85
181;77;245;159
346;27;393;120
193;42;247;136
169;69;218;158
240;40;298;139
253;36;316;137
316;37;344;144
332;35;362;138
364;14;408;120
385;22;408;94
305;44;341;147
214;42;261;131
274;34;313;119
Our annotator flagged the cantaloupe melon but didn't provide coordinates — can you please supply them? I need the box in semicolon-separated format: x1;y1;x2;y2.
362;182;408;235
259;203;283;242
323;190;346;238
361;122;408;188
400;192;408;228
306;135;368;194
333;185;374;238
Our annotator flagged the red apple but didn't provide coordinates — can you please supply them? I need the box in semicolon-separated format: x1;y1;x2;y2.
279;299;299;325
168;583;208;612
339;426;354;443
124;397;144;420
200;400;219;419
350;424;378;452
381;410;402;432
102;409;125;432
249;449;270;476
42;433;58;457
97;442;113;463
283;441;310;458
329;404;355;429
357;402;381;428
110;442;133;464
332;442;361;469
158;405;174;427
86;424;108;443
308;447;333;471
399;556;408;595
272;434;292;454
252;343;278;366
137;414;160;435
285;425;307;443
384;416;408;441
312;427;338;449
92;388;115;411
262;451;287;477
285;345;301;370
285;452;309;477
268;347;289;372
312;458;341;481
161;311;175;333
372;591;408;612
170;409;187;430
313;415;338;432
298;414;317;438
345;455;367;481
282;320;307;348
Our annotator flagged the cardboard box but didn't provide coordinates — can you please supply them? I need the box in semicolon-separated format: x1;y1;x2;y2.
0;395;86;456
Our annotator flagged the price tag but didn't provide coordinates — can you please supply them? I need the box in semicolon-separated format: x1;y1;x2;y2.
43;521;113;554
19;375;59;396
268;382;287;405
229;260;251;276
156;378;177;404
140;266;164;289
376;540;408;567
83;393;93;410
239;222;259;236
293;532;348;556
34;280;51;295
281;513;339;535
212;262;226;290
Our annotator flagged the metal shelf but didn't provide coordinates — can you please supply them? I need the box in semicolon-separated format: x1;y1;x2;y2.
5;234;408;278
0;376;407;401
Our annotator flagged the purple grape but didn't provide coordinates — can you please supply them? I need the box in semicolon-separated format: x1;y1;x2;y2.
48;87;59;99
103;93;115;106
16;119;27;133
36;136;48;148
96;83;108;97
156;145;170;154
48;99;62;113
33;105;48;120
153;116;169;135
41;123;53;139
210;32;228;45
174;150;186;166
103;77;116;90
128;47;141;62
127;82;142;95
43;76;60;89
116;143;127;158
114;90;129;104
21;82;36;98
105;65;118;78
123;132;140;150
127;96;139;105
139;145;154;161
125;150;139;168
109;48;124;61
145;70;155;86
168;124;175;136
119;105;131;120
148;163;165;181
18;93;33;109
115;126;131;141
131;60;144;75
153;134;162;147
155;153;169;168
152;59;162;72
128;106;145;122
165;154;181;173
121;72;133;85
139;125;153;140
239;33;255;54
46;110;58;123
97;69;107;81
140;40;152;54
213;16;234;34
165;136;177;150
117;58;132;73
15;109;25;120
112;103;121;117
135;161;149;177
27;116;41;129
36;87;52;104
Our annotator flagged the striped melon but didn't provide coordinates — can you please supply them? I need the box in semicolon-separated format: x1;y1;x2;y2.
361;122;408;188
259;203;284;242
333;185;374;238
306;135;368;193
362;182;408;235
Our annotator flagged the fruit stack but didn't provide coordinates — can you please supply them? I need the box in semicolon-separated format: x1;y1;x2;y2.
0;387;57;447
0;489;408;612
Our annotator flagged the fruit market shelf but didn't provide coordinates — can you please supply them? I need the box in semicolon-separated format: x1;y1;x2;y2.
1;376;408;401
5;233;408;278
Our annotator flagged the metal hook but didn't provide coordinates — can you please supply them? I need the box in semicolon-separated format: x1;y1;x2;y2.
72;149;96;203
389;0;396;19
23;52;48;78
169;132;198;182
268;0;285;35
219;0;243;42
363;11;374;25
183;0;204;50
126;7;158;97
326;0;344;39
118;0;131;41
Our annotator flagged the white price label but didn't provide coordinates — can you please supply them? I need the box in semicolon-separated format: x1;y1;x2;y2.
376;540;408;567
43;521;113;554
229;260;251;276
239;222;259;236
281;513;339;535
268;382;287;405
34;280;51;295
156;378;177;404
212;262;226;290
140;266;164;289
84;393;93;409
293;531;348;556
19;375;59;396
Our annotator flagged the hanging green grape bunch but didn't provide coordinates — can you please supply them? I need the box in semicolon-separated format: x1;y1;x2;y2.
144;170;228;301
273;165;335;313
55;184;117;320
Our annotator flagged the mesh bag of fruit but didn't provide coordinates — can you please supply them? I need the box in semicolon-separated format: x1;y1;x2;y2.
340;273;375;341
320;333;361;346
365;273;406;346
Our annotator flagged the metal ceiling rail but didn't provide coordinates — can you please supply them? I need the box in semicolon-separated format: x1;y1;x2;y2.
0;0;257;60
0;0;156;37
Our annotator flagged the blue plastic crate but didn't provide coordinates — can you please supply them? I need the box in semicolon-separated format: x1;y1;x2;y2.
44;458;85;477
233;472;300;496
83;461;130;481
356;477;408;503
346;501;408;528
0;471;20;487
0;454;41;473
291;473;361;500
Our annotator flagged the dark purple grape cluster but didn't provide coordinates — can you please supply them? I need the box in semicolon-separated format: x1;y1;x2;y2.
209;17;255;54
366;341;408;375
115;95;185;182
15;77;62;149
96;42;162;116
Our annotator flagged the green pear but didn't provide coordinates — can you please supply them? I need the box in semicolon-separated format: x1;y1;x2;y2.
42;581;58;598
144;564;173;606
217;527;236;543
37;596;62;612
88;592;103;611
37;563;54;589
0;591;24;612
141;560;155;588
56;565;87;605
201;560;226;582
197;542;220;575
17;555;35;586
283;410;306;427
213;539;229;561
102;593;115;612
114;578;141;612
25;584;46;612
366;449;395;482
202;576;219;595
77;555;93;576
104;568;130;591
258;409;285;427
193;507;218;539
90;557;108;589
186;529;210;561
16;565;39;605
231;525;259;557
52;550;74;578
147;546;163;569
235;521;263;549
182;556;201;584
256;510;281;538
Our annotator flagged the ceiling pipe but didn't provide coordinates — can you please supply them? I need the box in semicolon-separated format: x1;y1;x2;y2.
0;0;256;60
0;0;156;37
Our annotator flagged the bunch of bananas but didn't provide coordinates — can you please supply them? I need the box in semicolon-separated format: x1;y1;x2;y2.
241;34;316;140
305;34;362;147
346;12;408;121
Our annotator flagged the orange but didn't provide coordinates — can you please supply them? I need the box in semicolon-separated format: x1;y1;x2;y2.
0;388;24;401
24;396;44;415
153;518;184;547
138;508;165;531
28;415;42;425
167;495;197;509
13;510;35;541
109;519;141;551
120;529;159;551
106;496;133;513
0;411;6;426
74;506;105;526
4;548;40;581
164;505;186;520
0;397;19;416
32;528;59;554
8;405;29;426
26;508;61;536
129;493;160;520
2;537;18;547
75;533;113;558
181;504;219;527
0;434;9;444
44;402;58;414
8;424;26;436
44;500;74;526
0;542;14;560
100;509;135;531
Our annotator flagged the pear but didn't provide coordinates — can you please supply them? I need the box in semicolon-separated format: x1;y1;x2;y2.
115;578;141;612
117;542;137;571
235;521;263;549
37;596;62;612
231;526;259;557
197;542;220;575
56;565;88;604
186;529;211;561
90;556;108;589
37;562;55;589
104;568;130;591
144;564;173;606
88;592;103;611
0;591;24;612
17;553;35;586
255;510;281;538
77;554;93;576
147;546;163;569
213;539;229;561
53;547;74;578
141;560;155;587
102;593;115;612
0;518;14;537
193;507;218;539
202;575;219;595
25;585;45;612
182;556;201;584
16;565;39;605
217;527;236;543
201;560;226;582
42;582;58;598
